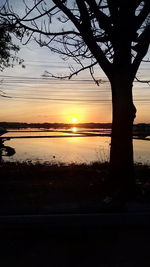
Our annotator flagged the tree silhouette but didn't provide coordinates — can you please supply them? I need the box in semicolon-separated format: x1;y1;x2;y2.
0;17;24;98
1;0;150;198
0;18;23;71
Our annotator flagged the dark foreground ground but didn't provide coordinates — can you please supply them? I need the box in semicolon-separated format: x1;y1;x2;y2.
0;161;150;266
1;216;150;266
0;161;150;214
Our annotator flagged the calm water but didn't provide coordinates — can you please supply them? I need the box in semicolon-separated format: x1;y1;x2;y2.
2;128;150;165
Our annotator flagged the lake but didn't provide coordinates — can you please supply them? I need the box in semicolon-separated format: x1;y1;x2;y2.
2;128;150;165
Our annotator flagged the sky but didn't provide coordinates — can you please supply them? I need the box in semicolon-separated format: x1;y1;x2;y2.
0;1;150;124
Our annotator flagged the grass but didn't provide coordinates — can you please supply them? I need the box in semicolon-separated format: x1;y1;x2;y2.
0;161;150;215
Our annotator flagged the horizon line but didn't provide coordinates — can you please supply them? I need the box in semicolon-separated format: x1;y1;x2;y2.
0;121;150;125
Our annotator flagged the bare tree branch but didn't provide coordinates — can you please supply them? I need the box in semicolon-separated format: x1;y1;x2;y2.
135;76;150;85
0;0;149;83
132;24;150;77
135;1;150;30
42;61;100;83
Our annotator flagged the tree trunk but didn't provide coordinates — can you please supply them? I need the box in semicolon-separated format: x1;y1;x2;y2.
109;73;136;198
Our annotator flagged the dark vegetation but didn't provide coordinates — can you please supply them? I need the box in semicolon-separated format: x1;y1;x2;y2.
0;18;24;73
0;122;112;129
0;161;149;215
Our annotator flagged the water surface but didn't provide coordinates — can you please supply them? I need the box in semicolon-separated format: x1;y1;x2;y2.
3;128;150;165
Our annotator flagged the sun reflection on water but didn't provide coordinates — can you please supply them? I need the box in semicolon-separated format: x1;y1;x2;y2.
71;127;78;133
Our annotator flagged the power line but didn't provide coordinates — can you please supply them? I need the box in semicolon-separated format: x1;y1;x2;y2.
2;95;150;103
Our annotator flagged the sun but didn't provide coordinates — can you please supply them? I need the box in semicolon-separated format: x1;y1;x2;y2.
71;117;78;124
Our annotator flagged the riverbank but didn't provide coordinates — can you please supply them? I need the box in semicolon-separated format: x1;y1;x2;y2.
0;161;150;215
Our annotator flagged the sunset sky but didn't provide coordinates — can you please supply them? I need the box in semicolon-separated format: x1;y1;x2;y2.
0;1;150;124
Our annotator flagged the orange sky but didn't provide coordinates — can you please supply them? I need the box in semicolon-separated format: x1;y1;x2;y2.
0;84;112;123
0;77;149;124
0;43;150;124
